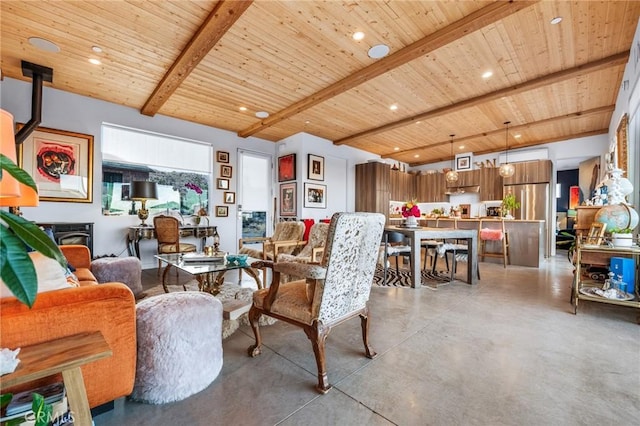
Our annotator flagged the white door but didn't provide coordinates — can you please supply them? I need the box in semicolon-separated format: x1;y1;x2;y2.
237;150;273;245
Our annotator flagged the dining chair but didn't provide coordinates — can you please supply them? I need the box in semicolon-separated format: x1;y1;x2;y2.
381;231;413;285
153;215;197;280
247;212;385;393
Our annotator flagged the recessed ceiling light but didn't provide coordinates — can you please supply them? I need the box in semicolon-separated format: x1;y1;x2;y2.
88;58;101;65
459;145;465;150
394;147;400;151
239;106;247;111
389;104;398;111
92;46;103;53
482;71;493;79
514;133;522;139
305;120;311;124
255;111;269;119
550;17;562;25
368;44;390;59
414;154;420;158
352;31;365;41
416;121;421;124
28;37;60;53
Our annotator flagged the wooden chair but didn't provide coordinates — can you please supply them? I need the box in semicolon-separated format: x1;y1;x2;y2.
238;221;306;261
247;212;385;393
276;222;329;283
478;219;510;267
153;215;197;279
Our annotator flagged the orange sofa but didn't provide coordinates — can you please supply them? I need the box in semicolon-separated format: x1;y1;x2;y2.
0;245;137;408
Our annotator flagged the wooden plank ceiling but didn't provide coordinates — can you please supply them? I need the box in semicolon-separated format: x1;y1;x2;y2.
1;1;638;166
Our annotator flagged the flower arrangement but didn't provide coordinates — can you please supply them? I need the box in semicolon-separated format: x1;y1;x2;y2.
402;200;421;218
185;183;207;216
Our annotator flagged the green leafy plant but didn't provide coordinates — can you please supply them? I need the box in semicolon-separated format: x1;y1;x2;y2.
1;393;53;426
608;227;633;234
501;193;520;216
0;153;66;308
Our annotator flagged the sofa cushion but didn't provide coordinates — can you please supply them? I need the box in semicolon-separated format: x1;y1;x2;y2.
0;252;73;298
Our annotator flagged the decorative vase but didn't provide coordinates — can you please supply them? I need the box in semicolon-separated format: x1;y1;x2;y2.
404;216;418;227
194;216;201;225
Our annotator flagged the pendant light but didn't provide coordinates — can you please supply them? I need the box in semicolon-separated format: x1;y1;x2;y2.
445;134;459;183
499;121;515;178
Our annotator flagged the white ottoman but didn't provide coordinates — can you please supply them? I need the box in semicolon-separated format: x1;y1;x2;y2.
91;256;143;297
131;292;223;404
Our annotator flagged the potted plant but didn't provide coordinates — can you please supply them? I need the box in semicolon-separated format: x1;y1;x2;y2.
0;153;66;308
609;228;634;247
501;193;520;219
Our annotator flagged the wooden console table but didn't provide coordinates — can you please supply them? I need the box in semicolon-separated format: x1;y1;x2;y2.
127;225;216;258
0;332;112;426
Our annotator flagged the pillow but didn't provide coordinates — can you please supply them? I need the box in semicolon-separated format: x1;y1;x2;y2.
0;252;74;298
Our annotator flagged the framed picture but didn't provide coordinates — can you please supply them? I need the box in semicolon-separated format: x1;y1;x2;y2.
220;165;232;178
456;154;471;171
216;151;229;163
304;183;326;209
216;205;229;217
223;191;235;204
616;114;628;174
307;154;324;181
17;125;94;203
216;178;229;190
278;153;296;182
280;182;297;216
586;223;606;246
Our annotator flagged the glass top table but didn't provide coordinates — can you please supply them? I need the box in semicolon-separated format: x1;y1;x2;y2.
154;253;261;295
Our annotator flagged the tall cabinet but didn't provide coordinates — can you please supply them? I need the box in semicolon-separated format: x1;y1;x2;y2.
355;162;390;220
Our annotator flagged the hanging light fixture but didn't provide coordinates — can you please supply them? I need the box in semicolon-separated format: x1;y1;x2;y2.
499;121;515;178
445;134;459;183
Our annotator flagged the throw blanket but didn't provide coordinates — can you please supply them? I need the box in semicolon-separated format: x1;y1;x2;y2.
437;243;469;262
480;228;503;241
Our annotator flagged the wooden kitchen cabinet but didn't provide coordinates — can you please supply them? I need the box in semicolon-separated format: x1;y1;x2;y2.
389;169;416;202
417;172;447;203
503;160;552;185
479;168;503;201
445;169;479;187
356;162;390;220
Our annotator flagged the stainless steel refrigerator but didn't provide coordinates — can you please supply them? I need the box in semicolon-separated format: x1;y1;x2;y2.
503;183;551;257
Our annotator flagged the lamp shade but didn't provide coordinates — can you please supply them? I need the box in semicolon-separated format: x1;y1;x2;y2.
131;181;158;200
0;183;39;207
0;109;20;198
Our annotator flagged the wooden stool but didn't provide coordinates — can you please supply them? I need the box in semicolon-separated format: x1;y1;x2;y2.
478;219;510;268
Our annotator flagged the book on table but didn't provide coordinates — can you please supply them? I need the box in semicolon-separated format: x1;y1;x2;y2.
1;382;70;425
182;253;224;263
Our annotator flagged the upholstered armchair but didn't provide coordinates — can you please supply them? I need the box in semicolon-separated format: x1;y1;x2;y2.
247;212;385;393
238;220;306;261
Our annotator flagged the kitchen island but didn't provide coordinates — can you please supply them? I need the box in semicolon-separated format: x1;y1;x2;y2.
391;217;545;268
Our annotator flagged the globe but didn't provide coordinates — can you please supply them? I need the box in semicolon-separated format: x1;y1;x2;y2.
594;204;639;232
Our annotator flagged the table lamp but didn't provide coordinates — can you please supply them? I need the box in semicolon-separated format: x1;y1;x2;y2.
0;109;40;214
131;181;158;226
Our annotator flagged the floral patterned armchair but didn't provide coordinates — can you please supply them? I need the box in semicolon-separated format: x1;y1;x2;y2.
247;212;385;393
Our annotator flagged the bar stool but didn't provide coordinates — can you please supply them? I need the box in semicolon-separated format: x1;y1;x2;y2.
478;219;510;267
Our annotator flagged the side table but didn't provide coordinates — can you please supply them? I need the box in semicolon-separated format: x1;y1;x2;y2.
0;332;112;426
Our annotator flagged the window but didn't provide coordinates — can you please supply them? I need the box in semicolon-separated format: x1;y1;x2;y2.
101;124;212;218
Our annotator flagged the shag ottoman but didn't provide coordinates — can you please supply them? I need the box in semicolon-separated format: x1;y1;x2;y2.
131;292;223;404
91;256;143;297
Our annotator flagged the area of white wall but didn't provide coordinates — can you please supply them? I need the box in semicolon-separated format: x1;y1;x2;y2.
609;19;640;208
1;77;275;268
276;132;380;221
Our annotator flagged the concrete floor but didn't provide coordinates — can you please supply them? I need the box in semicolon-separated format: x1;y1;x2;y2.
94;254;639;426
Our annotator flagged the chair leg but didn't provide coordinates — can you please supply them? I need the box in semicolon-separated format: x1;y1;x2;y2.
305;322;332;394
395;256;400;275
247;306;263;357
360;307;377;359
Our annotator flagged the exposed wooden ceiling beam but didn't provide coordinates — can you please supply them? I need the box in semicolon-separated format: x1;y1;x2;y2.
237;0;537;138
141;0;253;116
382;105;615;159
408;129;609;167
335;52;628;146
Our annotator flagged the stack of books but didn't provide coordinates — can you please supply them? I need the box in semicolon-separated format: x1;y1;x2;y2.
0;382;72;425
